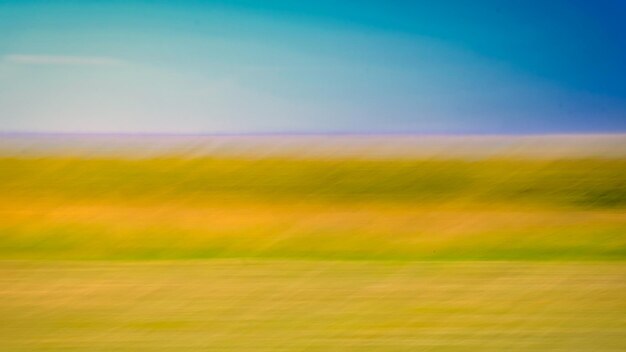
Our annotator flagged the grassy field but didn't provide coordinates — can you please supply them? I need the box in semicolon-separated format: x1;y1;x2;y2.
1;156;625;207
0;153;625;350
1;197;625;261
1;261;625;351
0;156;625;261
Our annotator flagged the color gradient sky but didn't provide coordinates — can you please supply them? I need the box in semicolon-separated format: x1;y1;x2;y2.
1;0;625;134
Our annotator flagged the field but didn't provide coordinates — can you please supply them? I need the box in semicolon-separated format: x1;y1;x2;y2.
0;141;625;350
1;261;624;351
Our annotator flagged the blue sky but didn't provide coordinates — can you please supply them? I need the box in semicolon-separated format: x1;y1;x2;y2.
0;0;625;134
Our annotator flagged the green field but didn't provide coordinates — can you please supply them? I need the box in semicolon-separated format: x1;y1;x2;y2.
0;156;625;261
0;154;625;350
1;156;625;207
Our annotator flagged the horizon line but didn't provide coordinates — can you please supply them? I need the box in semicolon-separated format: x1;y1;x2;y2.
2;130;626;138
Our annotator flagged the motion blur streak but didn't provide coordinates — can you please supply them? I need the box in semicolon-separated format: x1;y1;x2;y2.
0;134;625;351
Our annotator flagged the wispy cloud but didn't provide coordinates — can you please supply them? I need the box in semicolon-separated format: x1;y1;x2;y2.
3;54;125;66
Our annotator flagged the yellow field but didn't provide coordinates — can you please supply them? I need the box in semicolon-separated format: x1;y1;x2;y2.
0;155;625;260
1;261;625;351
0;151;625;350
1;197;625;260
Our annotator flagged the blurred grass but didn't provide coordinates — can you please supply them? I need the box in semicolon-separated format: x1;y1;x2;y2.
0;201;625;260
1;261;625;351
1;156;624;207
1;154;625;350
0;156;624;261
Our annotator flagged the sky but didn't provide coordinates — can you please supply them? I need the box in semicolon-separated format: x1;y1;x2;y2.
0;0;625;134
